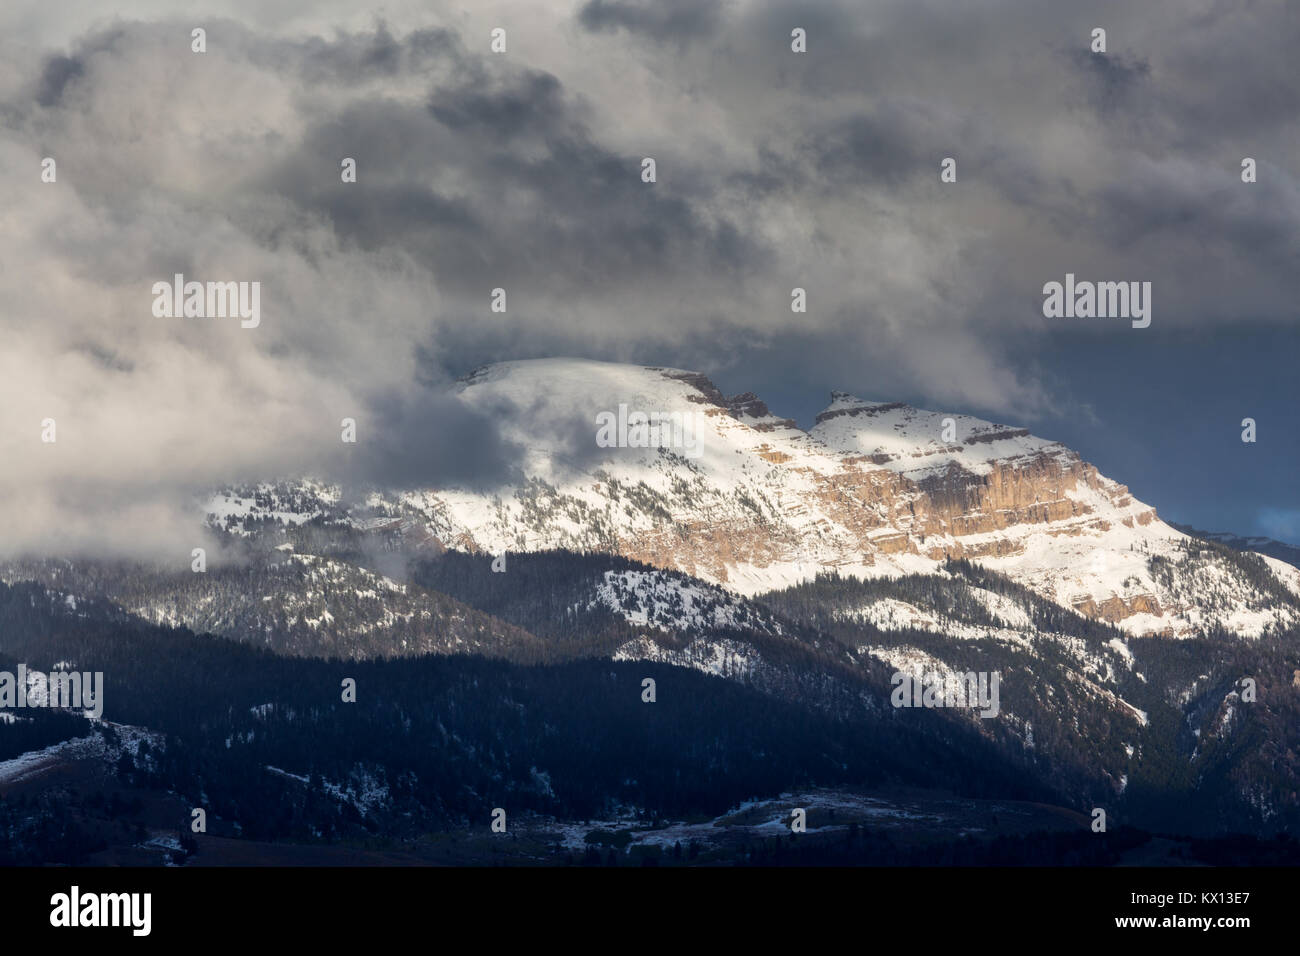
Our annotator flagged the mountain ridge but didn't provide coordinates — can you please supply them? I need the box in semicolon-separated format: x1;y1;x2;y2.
203;359;1300;640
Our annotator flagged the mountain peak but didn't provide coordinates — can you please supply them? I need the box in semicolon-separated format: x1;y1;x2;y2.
200;357;1300;638
816;393;910;425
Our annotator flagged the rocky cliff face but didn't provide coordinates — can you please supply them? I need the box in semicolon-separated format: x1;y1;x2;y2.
205;359;1300;638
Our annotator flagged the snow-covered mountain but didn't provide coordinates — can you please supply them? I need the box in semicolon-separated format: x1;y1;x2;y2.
206;359;1300;640
4;352;1299;834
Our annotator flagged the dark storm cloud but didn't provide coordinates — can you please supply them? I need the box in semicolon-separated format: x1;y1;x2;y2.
257;62;771;300
249;22;464;84
428;70;567;134
1070;47;1151;114
1093;167;1296;255
811;107;926;188
328;388;525;493
36;54;83;107
577;0;726;42
304;179;485;251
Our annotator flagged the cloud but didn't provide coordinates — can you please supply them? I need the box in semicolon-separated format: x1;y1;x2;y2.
577;0;727;42
328;388;525;492
1070;46;1151;114
35;53;84;106
0;1;1297;557
1257;509;1300;548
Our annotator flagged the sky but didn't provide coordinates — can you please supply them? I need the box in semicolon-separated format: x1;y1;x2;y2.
0;0;1296;556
